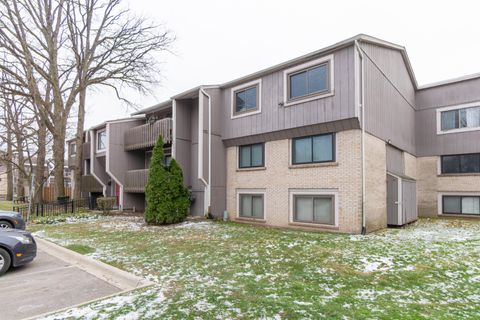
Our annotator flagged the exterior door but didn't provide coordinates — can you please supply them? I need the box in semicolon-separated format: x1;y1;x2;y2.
387;174;400;225
402;180;417;224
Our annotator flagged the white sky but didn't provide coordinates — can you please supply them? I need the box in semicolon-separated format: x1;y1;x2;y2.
82;0;480;128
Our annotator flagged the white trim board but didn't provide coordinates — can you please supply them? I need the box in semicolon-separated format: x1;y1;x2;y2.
235;188;267;220
230;79;262;119
436;101;480;135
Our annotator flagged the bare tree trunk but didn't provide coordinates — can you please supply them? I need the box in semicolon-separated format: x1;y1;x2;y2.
6;130;13;201
73;88;86;200
34;120;47;203
15;133;25;198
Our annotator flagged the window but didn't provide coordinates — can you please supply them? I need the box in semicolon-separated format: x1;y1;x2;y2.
292;133;334;165
288;63;329;100
70;142;76;156
443;195;480;215
239;143;264;168
293;195;335;225
235;86;258;114
84;159;91;175
239;194;264;219
439;104;480;133
441;153;480;174
231;79;262;118
96;129;106;151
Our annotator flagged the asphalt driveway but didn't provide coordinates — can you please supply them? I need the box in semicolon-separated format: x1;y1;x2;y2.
0;247;121;320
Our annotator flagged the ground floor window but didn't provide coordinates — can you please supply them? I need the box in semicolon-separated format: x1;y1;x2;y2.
239;194;264;218
443;195;480;215
293;195;335;225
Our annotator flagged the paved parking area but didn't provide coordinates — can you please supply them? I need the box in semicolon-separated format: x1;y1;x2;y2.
0;247;121;320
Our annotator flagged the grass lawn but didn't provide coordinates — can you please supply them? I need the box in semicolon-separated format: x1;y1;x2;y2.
0;200;13;211
29;216;480;319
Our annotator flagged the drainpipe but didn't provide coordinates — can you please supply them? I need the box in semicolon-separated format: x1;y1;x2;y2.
355;40;367;235
199;87;212;215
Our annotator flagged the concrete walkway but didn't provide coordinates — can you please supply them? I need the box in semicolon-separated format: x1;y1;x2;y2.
0;238;151;320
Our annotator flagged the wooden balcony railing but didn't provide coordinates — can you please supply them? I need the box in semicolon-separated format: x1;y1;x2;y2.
81;175;103;193
124;169;148;193
124;118;172;151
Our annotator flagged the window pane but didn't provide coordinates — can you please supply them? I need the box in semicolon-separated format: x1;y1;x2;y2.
460;154;480;173
236;91;246;113
290;71;307;99
312;134;333;162
307;65;328;94
443;196;461;213
295;197;312;221
98;132;106;150
293;137;312;164
442;156;460;173
239;146;251;168
460;107;480;128
251;144;263;167
314;197;334;224
441;110;458;131
240;195;252;217
244;87;257;110
252;196;264;218
462;197;480;215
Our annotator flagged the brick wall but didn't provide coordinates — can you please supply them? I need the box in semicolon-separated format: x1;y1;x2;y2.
417;156;480;217
226;129;363;234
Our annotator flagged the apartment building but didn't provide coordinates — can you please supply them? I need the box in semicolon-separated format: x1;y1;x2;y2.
70;34;480;233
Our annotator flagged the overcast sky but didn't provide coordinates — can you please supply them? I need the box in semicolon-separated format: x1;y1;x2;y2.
82;0;480;128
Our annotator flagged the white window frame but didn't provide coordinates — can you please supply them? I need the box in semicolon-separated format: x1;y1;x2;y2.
438;192;480;216
289;189;339;227
84;159;90;176
236;188;266;220
96;129;107;152
283;55;335;107
230;79;262;119
436;101;480;135
70;141;76;156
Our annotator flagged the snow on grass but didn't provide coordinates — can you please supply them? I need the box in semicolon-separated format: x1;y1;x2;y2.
30;217;480;319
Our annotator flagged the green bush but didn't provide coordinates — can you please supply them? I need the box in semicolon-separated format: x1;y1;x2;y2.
145;135;190;225
97;197;116;214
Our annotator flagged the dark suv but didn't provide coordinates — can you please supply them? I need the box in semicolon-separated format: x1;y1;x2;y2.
0;229;37;276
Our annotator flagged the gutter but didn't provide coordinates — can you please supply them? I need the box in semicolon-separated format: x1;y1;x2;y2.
198;87;212;215
355;40;367;235
89;130;107;197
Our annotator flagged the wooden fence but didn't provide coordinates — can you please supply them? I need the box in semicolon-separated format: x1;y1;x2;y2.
42;186;72;203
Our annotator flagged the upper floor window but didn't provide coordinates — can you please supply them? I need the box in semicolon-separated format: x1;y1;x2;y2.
69;142;76;156
96;129;106;151
283;55;334;106
230;79;262;119
438;103;480;134
441;153;480;174
239;143;264;168
292;133;335;165
289;63;328;100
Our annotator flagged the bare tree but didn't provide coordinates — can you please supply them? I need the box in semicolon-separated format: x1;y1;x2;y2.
0;0;173;199
66;0;173;199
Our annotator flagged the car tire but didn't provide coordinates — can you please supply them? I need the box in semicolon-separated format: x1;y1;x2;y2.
0;248;11;276
0;220;13;229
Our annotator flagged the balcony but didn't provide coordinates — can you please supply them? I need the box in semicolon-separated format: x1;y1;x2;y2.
81;175;103;193
124;118;172;151
124;169;148;193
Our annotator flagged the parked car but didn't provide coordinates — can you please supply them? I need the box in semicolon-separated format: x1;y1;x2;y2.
0;211;26;230
0;229;37;276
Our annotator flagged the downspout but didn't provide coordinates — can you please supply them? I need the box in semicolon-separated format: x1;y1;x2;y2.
199;87;212;215
355;40;367;235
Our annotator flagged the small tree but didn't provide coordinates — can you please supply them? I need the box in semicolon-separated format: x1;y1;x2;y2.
145;136;189;224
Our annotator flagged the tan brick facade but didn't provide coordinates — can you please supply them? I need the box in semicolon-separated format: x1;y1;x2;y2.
417;156;480;217
364;133;387;232
226;130;363;234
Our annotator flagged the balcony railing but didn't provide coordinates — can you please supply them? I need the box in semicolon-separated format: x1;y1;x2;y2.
124;169;148;193
124;118;172;151
81;175;103;193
